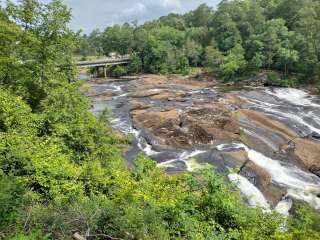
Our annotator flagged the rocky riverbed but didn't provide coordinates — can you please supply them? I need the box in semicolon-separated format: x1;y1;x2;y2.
84;74;320;214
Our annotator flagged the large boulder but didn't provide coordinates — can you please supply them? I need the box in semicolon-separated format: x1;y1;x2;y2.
222;150;249;168
294;138;320;177
131;105;240;149
241;161;272;191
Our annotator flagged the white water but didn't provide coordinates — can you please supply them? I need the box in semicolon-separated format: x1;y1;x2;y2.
157;150;206;171
266;88;319;107
113;93;128;100
217;143;320;210
275;198;293;217
243;89;320;135
110;84;122;92
265;107;320;135
228;173;270;211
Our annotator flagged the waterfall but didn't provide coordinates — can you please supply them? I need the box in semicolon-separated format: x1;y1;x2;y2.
266;88;319;107
228;173;270;211
217;143;320;210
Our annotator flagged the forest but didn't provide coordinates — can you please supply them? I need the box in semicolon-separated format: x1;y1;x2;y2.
0;0;320;239
77;0;320;86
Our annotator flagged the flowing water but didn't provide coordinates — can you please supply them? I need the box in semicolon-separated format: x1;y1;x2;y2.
217;143;320;211
88;78;320;214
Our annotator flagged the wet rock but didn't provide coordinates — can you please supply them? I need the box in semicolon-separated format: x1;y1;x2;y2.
311;132;320;140
165;160;188;174
196;150;228;173
310;165;320;178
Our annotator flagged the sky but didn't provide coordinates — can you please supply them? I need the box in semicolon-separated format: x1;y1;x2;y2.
60;0;221;33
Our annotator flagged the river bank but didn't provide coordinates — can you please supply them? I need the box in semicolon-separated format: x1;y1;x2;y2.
83;74;320;214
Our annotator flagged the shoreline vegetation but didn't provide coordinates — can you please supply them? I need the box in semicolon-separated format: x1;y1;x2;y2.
0;0;319;239
76;0;320;89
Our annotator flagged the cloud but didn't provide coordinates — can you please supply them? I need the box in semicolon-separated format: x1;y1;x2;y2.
122;2;147;17
161;0;182;10
10;0;220;33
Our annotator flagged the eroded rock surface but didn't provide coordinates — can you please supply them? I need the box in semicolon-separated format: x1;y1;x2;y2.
88;74;320;210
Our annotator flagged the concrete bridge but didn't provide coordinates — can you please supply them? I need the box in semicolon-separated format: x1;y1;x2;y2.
76;55;131;77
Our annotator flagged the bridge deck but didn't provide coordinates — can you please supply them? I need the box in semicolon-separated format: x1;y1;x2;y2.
76;56;130;67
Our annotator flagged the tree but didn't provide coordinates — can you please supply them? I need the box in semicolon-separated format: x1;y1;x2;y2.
102;24;134;55
184;39;202;67
278;45;299;78
185;3;213;27
212;11;242;52
127;54;142;74
203;44;224;74
159;13;186;30
220;44;247;81
4;0;78;110
294;1;320;83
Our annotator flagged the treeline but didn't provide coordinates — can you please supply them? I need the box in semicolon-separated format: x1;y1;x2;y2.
78;0;320;85
1;0;320;239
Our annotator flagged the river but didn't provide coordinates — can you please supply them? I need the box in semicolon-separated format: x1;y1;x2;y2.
85;74;320;215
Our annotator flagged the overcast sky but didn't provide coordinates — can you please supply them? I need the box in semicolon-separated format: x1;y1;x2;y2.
60;0;221;33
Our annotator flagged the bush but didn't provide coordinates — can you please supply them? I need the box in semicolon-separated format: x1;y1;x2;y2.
0;174;26;232
127;55;142;74
110;65;128;77
267;71;281;84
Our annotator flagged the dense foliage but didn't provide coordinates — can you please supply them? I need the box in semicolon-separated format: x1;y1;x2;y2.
1;1;320;239
79;0;320;85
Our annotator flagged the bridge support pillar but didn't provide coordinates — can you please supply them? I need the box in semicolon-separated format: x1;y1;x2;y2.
94;67;98;78
103;65;107;78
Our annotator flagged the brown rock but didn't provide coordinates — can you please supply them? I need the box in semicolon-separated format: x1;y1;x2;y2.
136;74;213;92
132;104;240;148
129;89;165;98
223;115;239;133
92;92;115;101
263;185;287;206
222;150;249;169
224;150;249;165
294;138;320;173
239;109;297;139
225;93;247;108
150;91;177;100
130;100;151;111
243;161;272;190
